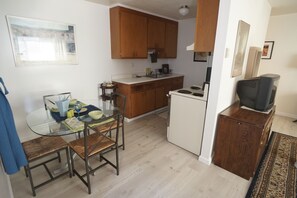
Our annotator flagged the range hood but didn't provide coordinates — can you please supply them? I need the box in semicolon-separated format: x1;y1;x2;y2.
186;43;194;51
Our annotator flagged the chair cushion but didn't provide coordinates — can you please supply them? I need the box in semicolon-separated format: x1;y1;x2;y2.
69;133;115;159
22;136;68;161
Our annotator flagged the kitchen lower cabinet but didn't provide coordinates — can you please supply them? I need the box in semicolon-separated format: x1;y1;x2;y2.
213;102;275;180
170;76;184;90
131;88;156;117
155;86;167;109
114;76;183;119
155;79;171;109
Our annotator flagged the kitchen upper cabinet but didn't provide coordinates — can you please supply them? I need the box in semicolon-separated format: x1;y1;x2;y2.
110;7;147;58
164;22;178;58
110;6;178;59
148;18;165;49
194;0;219;52
148;18;178;58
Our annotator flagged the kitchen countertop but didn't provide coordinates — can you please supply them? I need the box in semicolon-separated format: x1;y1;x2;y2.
112;73;184;85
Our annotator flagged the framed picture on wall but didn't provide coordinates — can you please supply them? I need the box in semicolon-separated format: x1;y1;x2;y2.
261;41;274;59
231;20;250;77
6;15;78;66
193;52;211;62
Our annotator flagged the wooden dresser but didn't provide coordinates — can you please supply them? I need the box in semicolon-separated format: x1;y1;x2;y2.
213;102;275;180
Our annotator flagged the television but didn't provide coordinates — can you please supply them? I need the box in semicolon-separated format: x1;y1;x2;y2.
236;74;280;111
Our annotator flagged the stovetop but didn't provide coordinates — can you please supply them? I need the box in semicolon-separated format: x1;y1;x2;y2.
170;83;209;101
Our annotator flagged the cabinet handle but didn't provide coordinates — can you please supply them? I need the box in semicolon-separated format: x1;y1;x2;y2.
237;122;241;125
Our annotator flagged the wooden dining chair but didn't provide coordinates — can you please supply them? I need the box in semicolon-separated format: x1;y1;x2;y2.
22;136;71;196
68;113;120;194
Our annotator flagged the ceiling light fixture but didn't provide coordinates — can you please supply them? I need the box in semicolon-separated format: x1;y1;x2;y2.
179;5;189;16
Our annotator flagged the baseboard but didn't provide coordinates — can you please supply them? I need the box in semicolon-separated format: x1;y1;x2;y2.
125;107;168;122
275;111;297;119
199;155;212;165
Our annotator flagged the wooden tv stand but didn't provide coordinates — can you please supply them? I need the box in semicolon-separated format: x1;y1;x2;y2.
213;102;275;180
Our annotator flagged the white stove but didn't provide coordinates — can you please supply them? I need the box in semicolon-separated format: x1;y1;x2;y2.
167;83;209;156
169;83;209;101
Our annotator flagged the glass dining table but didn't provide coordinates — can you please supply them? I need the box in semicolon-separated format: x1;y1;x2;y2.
26;99;118;137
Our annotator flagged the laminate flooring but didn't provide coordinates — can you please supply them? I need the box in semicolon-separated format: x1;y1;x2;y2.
10;114;297;198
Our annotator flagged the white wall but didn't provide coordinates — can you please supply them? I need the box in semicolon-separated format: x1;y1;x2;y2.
0;0;169;141
258;13;297;119
0;160;13;198
199;0;271;164
169;18;208;87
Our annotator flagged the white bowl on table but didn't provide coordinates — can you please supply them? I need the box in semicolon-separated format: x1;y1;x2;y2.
88;110;103;120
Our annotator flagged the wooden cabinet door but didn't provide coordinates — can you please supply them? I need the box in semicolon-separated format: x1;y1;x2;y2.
130;92;146;117
130;83;156;117
213;117;261;179
120;11;147;58
213;103;275;180
225;120;260;179
110;6;178;59
116;77;183;118
130;89;156;117
170;77;184;90
148;18;165;49
155;86;167;109
164;22;178;58
155;79;172;109
194;0;219;52
145;89;156;112
254;118;273;171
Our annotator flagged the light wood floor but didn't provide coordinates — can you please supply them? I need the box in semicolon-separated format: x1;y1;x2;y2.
10;114;297;198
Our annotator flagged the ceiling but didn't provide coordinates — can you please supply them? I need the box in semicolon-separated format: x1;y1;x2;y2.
87;0;197;20
269;0;297;15
87;0;297;19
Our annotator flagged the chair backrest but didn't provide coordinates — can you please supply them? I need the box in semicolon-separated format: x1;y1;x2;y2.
83;113;120;157
110;92;126;121
43;92;72;110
